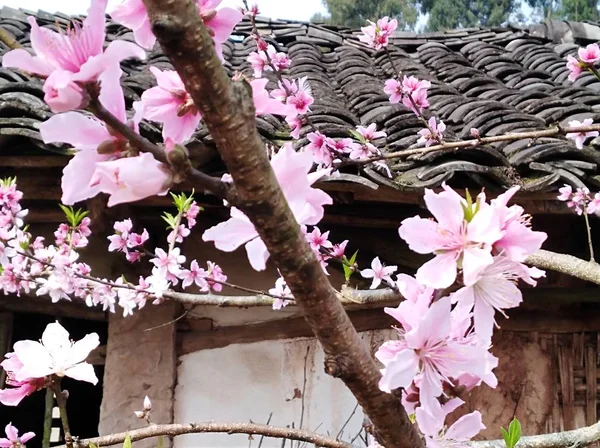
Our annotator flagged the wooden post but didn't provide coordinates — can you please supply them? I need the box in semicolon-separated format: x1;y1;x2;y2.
0;312;13;386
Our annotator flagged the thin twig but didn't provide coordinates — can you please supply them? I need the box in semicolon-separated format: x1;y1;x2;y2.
297;346;311;448
583;208;595;262
337;403;360;441
257;413;273;448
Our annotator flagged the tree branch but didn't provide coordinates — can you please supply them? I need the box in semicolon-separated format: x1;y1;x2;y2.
87;95;230;200
471;420;600;448
56;422;352;448
140;1;422;446
526;249;600;285
363;124;600;164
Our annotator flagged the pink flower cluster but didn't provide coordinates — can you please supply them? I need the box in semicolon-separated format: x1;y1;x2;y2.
384;76;431;114
203;144;333;271
0;322;99;406
371;184;547;443
248;44;291;78
358;17;398;50
558;185;600;215
566;43;600;81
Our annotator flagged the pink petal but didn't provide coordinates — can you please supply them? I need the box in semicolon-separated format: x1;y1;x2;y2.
378;349;419;393
98;67;127;123
75;40;146;82
473;298;495;345
68;333;100;365
1;49;53;76
416;252;458;289
61;150;110;205
462;246;494;286
12;341;53;381
245;237;270;271
41;112;111;151
495;221;547;262
20;432;36;444
399;217;445;254
0;384;34;406
202;207;257;252
445;411;485;441
5;423;18;441
205;7;243;43
64;363;98;385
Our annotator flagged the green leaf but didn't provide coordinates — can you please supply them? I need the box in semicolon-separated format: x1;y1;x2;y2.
123;435;132;448
89;443;98;448
348;129;366;143
501;417;522;448
342;250;359;282
343;264;352;282
155;436;164;448
348;250;359;266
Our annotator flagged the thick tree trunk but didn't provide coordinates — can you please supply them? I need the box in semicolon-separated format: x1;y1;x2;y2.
138;1;423;446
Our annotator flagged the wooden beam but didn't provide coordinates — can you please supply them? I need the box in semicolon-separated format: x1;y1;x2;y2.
177;308;397;355
0;295;106;321
0;312;12;386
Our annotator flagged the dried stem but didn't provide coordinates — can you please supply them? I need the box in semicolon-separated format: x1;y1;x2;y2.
51;379;73;448
139;1;422;446
582;207;595;262
58;422;351;448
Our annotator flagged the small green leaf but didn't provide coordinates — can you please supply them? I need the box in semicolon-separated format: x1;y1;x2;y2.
156;436;164;448
348;129;366;143
348;250;359;266
123;435;132;448
501;417;522;448
89;443;98;448
343;264;352;282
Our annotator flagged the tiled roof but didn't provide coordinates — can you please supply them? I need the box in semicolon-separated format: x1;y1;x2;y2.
1;7;600;197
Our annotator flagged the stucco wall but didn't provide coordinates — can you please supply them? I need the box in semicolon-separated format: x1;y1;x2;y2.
174;329;395;448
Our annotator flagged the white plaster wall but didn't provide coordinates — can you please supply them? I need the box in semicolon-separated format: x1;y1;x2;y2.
175;330;396;448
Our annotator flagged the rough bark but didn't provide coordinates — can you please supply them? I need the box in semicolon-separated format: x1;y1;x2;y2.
526;249;600;285
139;1;422;446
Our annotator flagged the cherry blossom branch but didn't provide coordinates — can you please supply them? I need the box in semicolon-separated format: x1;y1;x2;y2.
526;249;600;284
59;422;352;448
86;95;230;200
360;123;600;164
471;420;600;448
140;1;422;446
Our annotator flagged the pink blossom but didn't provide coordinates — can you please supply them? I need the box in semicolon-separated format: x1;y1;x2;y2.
358;17;398;50
489;186;548;262
349;142;378;160
0;353;45;406
151;248;185;276
179;260;209;290
247;50;269;77
451;255;543;344
167;225;191;245
0;424;35;448
416;400;485;448
40;68;148;205
89;153;171;207
418;117;445;147
384;78;402;103
251;78;293;116
109;0;155;49
384;274;433;332
579;43;600;64
361;257;397;289
272;77;313;117
357;123;387;141
399;184;504;288
184;202;202;228
402;76;431;95
3;0;145;112
269;276;292;310
12;322;99;384
403;88;429;114
127;230;150;248
305;132;333;167
557;184;573;202
566;118;598;149
326;138;353;154
110;0;242;59
567;55;583;82
203;144;332;270
142;67;201;144
306;227;332;251
378;297;487;415
205;261;227;292
330;240;349;259
587;192;600;214
287;115;303;139
470;128;481;139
